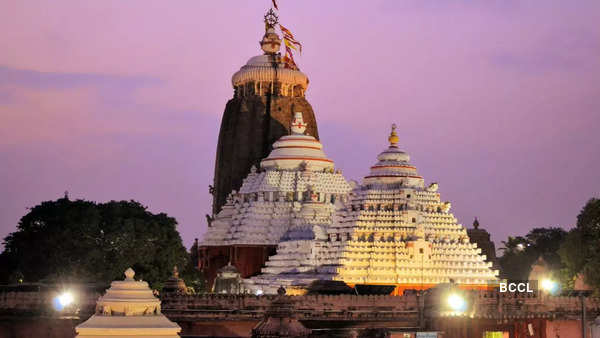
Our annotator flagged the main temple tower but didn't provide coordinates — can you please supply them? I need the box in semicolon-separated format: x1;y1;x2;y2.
212;10;319;215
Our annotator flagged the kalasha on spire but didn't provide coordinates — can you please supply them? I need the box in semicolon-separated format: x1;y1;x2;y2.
261;9;281;54
388;123;399;147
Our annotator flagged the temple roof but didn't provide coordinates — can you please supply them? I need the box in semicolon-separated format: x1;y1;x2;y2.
231;23;308;94
200;113;351;247
260;112;333;171
245;125;498;295
363;125;423;187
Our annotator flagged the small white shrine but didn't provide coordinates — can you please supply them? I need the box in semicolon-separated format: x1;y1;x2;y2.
75;268;181;337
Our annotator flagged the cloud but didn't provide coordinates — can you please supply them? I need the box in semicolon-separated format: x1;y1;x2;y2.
489;29;600;75
0;66;162;90
0;66;164;110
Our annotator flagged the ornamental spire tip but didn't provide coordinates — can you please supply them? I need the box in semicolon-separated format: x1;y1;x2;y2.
388;123;399;146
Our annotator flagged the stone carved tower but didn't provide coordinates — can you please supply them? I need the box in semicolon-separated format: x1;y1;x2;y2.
212;10;319;215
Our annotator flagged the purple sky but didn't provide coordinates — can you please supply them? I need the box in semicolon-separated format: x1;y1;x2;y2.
1;1;599;251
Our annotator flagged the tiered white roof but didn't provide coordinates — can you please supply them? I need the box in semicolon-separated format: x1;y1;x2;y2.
245;125;499;294
75;268;181;337
201;113;352;247
335;125;498;287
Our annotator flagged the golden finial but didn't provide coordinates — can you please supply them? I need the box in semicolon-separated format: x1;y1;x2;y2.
388;123;399;146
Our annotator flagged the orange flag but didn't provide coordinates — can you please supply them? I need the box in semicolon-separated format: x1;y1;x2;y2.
283;46;297;69
280;24;302;53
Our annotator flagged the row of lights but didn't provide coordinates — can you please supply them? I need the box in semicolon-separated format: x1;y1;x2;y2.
445;278;559;315
53;278;560;313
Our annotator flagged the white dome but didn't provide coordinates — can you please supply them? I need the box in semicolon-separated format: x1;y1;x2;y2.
261;112;333;171
261;134;333;171
231;55;309;89
363;126;423;187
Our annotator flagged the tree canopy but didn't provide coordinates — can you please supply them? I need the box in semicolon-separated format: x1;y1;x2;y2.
498;228;567;280
559;198;600;292
0;197;189;288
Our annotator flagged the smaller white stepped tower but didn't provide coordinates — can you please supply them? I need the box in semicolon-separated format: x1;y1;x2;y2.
333;125;499;292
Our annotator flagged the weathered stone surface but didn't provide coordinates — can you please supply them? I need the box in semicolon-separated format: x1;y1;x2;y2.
467;218;499;271
212;94;319;215
199;245;277;288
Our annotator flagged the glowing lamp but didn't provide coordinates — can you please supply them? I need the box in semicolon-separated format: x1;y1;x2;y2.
540;278;558;294
53;291;74;311
447;293;467;312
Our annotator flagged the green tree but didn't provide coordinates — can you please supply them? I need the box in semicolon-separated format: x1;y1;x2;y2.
0;197;189;288
559;198;600;292
498;236;535;280
525;227;567;271
498;228;567;280
179;238;207;293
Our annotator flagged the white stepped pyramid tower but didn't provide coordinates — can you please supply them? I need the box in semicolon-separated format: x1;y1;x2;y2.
331;125;499;294
244;124;499;295
201;112;351;248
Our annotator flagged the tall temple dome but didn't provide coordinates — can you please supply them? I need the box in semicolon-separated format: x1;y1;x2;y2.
212;11;319;216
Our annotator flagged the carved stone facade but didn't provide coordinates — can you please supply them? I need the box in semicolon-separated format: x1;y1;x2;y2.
203;113;348;287
203;20;322;283
212;24;319;216
243;126;498;295
1;288;600;337
467;217;499;271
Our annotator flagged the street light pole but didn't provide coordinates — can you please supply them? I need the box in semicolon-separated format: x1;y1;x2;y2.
581;294;587;338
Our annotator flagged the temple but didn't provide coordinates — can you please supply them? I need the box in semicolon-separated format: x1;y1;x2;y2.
200;112;350;285
332;127;498;293
201;10;498;295
244;125;499;295
201;11;322;283
467;217;499;271
211;9;318;216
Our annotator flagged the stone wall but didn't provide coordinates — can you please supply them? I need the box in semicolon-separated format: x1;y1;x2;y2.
1;288;600;338
161;293;419;316
0;289;98;316
199;245;277;286
0;287;99;338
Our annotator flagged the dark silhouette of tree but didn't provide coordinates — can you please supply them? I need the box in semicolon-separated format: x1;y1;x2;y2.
0;196;189;288
498;228;567;280
498;236;533;280
525;227;567;271
559;198;600;293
